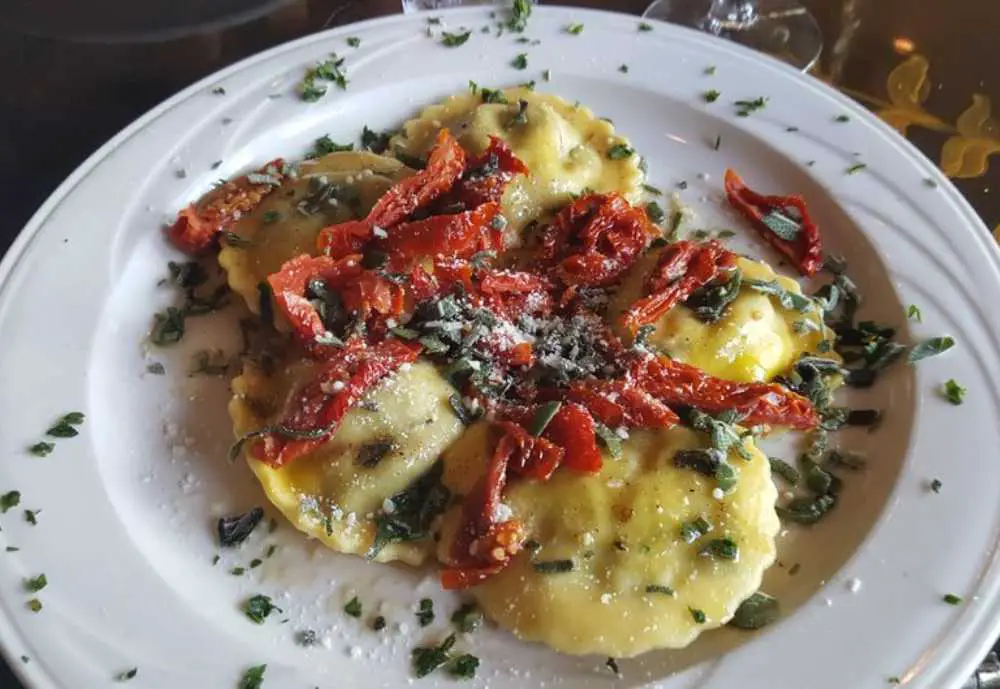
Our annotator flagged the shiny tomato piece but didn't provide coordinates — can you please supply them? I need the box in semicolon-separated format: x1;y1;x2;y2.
380;202;504;265
544;402;602;473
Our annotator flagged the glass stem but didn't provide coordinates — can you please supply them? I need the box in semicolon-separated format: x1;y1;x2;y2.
703;0;759;32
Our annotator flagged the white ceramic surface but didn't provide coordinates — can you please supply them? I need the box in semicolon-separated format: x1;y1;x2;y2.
0;6;997;689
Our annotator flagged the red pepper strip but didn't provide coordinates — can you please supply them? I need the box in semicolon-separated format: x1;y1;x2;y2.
379;202;504;267
632;355;819;430
564;380;679;429
266;253;363;350
167;158;285;254
439;136;530;210
317;130;466;257
724;168;824;277
621;240;737;334
253;339;422;467
540;193;659;287
543;402;603;473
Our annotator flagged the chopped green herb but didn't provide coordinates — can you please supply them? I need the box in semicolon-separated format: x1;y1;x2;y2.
151;307;186;345
300;54;348;101
846;162;867;175
307;134;353;159
906;304;922;321
416;598;435;626
528;401;562;436
26;599;42;613
729;592;779;629
888;677;901;685
923;178;938;188
638;21;653;31
24;574;47;592
480;87;508;104
786;126;799;132
46;412;85;438
700;537;739;560
680;516;713;544
218;507;265;547
704;65;717;75
426;16;441;24
28;442;54;457
344;596;363;618
239;664;266;689
23;510;39;526
594;422;623;458
346;36;361;48
230;567;245;576
645;584;675;596
834;114;850;122
1;491;21;513
743;278;812;311
451;603;482;633
412;633;457;678
689;607;706;623
645;201;665;225
642;183;663;196
768;457;800;485
448;654;480;679
715;462;739;493
760;209;801;240
212;87;226;95
441;30;472;47
777;494;836;525
908;336;954;363
943;593;963;605
115;668;138;682
930;479;942;493
606;657;621;675
264;544;277;559
507;0;531;32
565;22;584;35
703;89;720;103
249;558;262;569
533;559;575;574
712;134;722;151
371;615;387;631
511;53;528;69
734;97;768;116
369;463;450;558
942;379;966;405
6;547;19;552
618;63;629;73
145;362;166;375
243;594;281;624
542;69;551;81
607;143;634;160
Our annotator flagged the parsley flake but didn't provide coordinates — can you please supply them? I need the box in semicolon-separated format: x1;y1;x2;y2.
242;594;281;624
239;664;266;689
638;21;653;31
115;668;138;682
930;478;943;493
441;31;472;47
734;97;768;116
448;654;479;679
346;36;361;48
26;599;42;613
908;336;955;363
607;143;634;160
565;22;584;35
689;607;706;623
417;598;435;627
703;89;720;103
24;574;47;592
943;593;963;605
834;114;850;122
23;509;39;526
344;596;363;618
906;304;922;321
846;162;867;175
28;442;54;457
46;412;85;438
511;53;528;69
942;379;966;405
1;491;21;513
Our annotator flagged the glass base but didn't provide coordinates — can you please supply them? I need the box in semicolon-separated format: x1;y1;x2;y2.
643;0;822;71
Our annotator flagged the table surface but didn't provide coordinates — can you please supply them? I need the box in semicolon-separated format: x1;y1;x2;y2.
1;0;998;686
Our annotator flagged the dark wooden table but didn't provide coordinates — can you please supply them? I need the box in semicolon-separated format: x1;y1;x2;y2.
2;0;998;686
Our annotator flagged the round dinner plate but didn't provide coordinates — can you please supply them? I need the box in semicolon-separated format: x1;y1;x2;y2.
1;6;999;689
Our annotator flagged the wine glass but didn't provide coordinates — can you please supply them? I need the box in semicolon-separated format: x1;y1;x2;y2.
643;0;822;71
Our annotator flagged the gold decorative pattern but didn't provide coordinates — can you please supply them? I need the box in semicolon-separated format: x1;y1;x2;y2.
942;95;1000;178
877;56;950;136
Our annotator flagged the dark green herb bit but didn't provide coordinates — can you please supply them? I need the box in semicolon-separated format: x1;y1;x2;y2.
923;178;938;188
705;65;717;75
700;537;739;560
480;87;508;104
734;97;768;116
761;208;801;240
295;629;318;646
452;603;482;633
834;114;850;122
786;126;799;132
642;183;663;196
220;231;252;248
26;599;42;613
372;615;387;631
212;87;226;95
943;593;962;605
46;411;85;438
24;574;47;592
888;677;901;685
930;479;942;493
369;463;450;558
6;546;19;552
218;506;265;547
937;378;967;407
346;36;361;48
449;654;480;679
645;201;665;225
416;598;435;627
412;633;457;678
511;53;528;69
565;22;584;35
712;134;722;151
249;558;263;569
846;162;867;175
689;607;706;623
607;143;634;160
638;21;653;31
908;336;955;363
23;510;39;526
426;16;441;24
542;68;551;81
243;594;281;623
680;516;712;544
645;584;675;596
533;559;574;574
357;440;395;467
606;657;621;675
618;64;629;73
777;495;836;525
769;457;800;485
230;566;246;576
145;362;166;375
906;304;922;321
1;491;21;513
703;89;720;103
594;423;623;458
28;442;54;457
528;401;562;436
507;0;531;32
239;664;266;689
442;31;472;47
674;448;724;477
729;592;779;629
344;595;363;618
307;134;353;159
115;667;138;682
151;306;185;345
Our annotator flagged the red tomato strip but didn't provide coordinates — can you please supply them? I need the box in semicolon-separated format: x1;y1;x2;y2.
724;168;823;277
441;136;530;209
253;339;422;467
380;202;504;265
632;355;819;430
317;130;466;257
166;158;285;254
540;193;659;288
622;240;737;334
564;380;679;429
543;402;603;473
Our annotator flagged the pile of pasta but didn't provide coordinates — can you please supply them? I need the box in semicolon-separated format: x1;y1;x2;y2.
167;87;833;656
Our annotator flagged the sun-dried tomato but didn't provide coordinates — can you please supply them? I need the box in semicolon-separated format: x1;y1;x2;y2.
441;520;525;590
543;402;603;473
252;339;421;467
379;202;504;266
632;355;819;429
564;380;679;429
540;193;659;288
622;240;737;334
438;136;530;210
316;129;466;257
724;168;823;277
166;158;285;254
475;268;555;321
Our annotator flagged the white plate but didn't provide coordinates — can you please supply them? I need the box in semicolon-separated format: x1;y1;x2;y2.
1;6;999;689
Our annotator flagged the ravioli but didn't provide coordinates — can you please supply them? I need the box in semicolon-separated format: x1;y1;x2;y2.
610;255;830;382
391;87;644;240
230;356;464;565
218;151;413;312
436;423;779;657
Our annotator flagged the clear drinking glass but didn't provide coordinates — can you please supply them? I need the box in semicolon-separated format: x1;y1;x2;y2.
643;0;822;71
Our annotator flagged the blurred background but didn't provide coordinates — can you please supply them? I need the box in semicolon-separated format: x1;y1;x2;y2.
1;0;998;686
